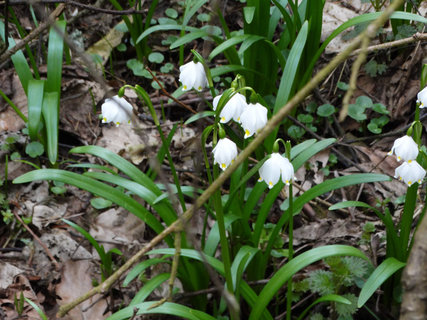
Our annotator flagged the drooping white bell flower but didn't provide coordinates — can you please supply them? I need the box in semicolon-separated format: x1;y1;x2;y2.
179;61;208;92
417;86;427;108
101;95;133;127
258;153;295;189
212;138;238;170
388;135;419;162
213;92;248;123
239;102;268;138
394;160;426;186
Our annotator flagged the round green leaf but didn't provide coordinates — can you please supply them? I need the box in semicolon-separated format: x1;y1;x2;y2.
116;43;126;52
91;197;113;209
25;141;44;158
148;52;164;64
288;125;305;139
165;8;178;19
197;13;211;22
317;104;335;117
160;62;174;73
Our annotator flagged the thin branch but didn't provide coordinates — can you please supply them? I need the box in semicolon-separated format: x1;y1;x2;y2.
4;0;148;15
56;1;404;316
0;3;65;64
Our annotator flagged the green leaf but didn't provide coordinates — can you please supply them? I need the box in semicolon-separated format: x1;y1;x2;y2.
358;257;406;308
197;13;211;22
90;197;112;209
130;273;170;305
372;103;389;115
148;52;164;64
46;21;66;94
123;258;166;287
288;125;305;139
165;8;178;19
170;30;208;49
14;170;168;243
42;92;59;164
106;301;217;320
274;21;308;114
24;298;47;320
243;6;256;24
27;79;45;140
297;294;351;320
348;104;367;121
184;111;215;125
317;104;335;117
136;24;199;44
25;141;44;158
127;59;151;78
249;245;370;320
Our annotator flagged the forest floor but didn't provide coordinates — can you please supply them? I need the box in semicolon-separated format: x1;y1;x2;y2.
0;0;426;319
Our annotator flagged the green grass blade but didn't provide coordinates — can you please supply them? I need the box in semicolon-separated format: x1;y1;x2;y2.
358;257;406;308
231;245;258;291
13;169;168;243
24;298;47;320
0;21;33;95
62;219;105;262
136;24;199;44
27;79;45;140
46;21;66;94
42;92;59;164
106;301;217;320
274;21;308;114
292;138;336;170
83;171;177;226
204;215;240;257
210;64;261;78
70;145;161;194
148;248;273;320
297;294;350;320
209;35;255;61
399;184;417;260
130;273;170;305
183;0;209;26
123;258;166;287
249;245;370;320
66;163;118;175
282;173;391;213
170;30;208;49
0;89;27;122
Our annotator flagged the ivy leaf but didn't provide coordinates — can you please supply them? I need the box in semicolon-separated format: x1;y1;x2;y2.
317;104;335;117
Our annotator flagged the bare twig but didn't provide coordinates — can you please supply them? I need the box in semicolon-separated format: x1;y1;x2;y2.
0;3;65;64
4;0;148;14
10;200;61;271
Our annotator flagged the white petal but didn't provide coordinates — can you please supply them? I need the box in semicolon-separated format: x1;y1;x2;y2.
417;87;427;108
212;138;238;170
179;61;208;92
389;135;418;161
101;96;133;126
240;103;268;139
395;160;426;186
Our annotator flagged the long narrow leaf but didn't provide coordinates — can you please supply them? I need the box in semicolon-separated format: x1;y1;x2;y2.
297;294;350;320
274;21;308;114
107;301;216;320
249;245;370;319
358;257;406;308
27;80;45;140
70;145;161;194
13;169;170;244
42;92;59;164
130;273;170;305
136;24;199;44
46;21;66;94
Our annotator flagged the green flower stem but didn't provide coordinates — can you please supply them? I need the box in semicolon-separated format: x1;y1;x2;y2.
56;3;403;316
286;183;294;320
0;89;27;122
124;85;186;212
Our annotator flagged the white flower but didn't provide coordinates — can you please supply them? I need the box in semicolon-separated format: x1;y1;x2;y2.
417;87;427;108
212;138;238;170
213;92;248;123
395;160;426;186
258;153;294;189
179;61;208;92
239;102;268;138
101;95;133;127
388;135;418;161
